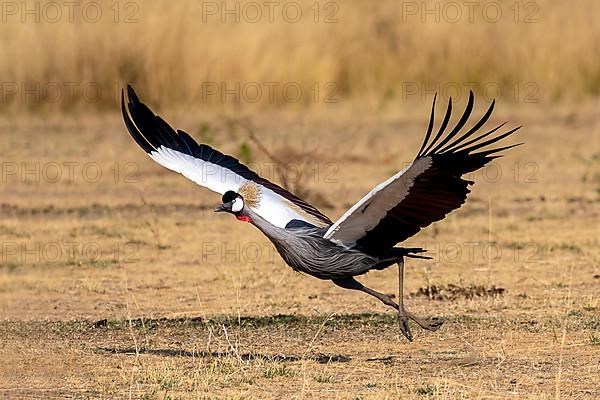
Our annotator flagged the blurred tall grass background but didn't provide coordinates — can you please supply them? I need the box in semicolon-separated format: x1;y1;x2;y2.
0;0;598;112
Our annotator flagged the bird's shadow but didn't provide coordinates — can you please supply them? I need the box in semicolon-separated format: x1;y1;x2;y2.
96;347;351;364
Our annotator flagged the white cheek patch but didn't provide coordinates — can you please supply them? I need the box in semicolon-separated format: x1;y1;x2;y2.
231;199;244;213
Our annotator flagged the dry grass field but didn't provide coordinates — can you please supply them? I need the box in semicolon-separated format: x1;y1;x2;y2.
0;0;599;399
0;98;599;398
1;0;600;112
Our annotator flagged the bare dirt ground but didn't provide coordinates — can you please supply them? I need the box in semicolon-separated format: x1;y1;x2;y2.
0;101;598;398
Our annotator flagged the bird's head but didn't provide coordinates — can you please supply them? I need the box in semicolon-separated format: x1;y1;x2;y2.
214;190;252;222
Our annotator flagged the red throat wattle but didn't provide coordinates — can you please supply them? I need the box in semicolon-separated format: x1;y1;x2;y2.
236;215;252;223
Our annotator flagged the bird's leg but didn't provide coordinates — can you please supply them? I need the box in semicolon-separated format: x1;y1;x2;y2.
332;272;444;342
397;257;445;337
396;256;413;341
332;278;399;310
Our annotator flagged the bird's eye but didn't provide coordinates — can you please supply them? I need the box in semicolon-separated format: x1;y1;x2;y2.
231;197;243;213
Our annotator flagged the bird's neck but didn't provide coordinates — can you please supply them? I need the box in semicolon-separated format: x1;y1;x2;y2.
242;207;279;237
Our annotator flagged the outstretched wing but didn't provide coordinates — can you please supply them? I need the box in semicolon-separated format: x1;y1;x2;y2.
324;91;521;253
122;85;331;228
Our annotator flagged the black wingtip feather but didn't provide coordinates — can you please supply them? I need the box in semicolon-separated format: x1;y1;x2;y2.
422;96;453;156
127;84;138;103
417;93;438;157
121;87;155;153
443;121;508;154
439;98;496;154
125;86;182;152
457;125;522;155
416;93;521;160
470;141;524;158
430;91;474;154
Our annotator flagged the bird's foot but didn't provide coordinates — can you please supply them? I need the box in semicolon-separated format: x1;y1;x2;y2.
398;308;445;341
408;312;445;332
397;309;413;342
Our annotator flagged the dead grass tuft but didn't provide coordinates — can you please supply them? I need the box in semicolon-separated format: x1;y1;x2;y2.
413;284;506;301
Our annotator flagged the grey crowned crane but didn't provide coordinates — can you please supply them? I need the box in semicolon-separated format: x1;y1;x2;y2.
121;85;521;341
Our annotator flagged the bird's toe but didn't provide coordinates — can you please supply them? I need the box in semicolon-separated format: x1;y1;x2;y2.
425;316;446;331
398;312;413;342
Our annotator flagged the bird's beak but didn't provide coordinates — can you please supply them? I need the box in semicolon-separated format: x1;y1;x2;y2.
214;205;226;213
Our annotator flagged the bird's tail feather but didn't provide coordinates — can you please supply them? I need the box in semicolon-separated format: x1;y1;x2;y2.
370;247;431;270
397;247;432;259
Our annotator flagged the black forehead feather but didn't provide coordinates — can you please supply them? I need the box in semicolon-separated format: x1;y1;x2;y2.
222;191;239;203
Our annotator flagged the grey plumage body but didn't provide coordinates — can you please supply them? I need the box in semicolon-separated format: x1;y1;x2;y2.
246;208;388;280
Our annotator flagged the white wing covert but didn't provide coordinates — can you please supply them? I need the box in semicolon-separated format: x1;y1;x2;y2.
122;86;332;229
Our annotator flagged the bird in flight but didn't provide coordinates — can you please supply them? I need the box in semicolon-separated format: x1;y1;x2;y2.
122;85;521;341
